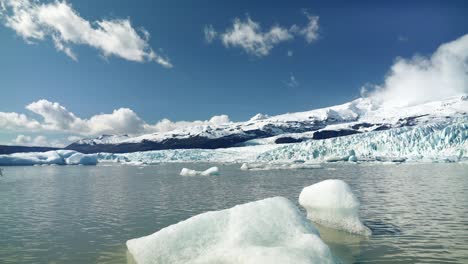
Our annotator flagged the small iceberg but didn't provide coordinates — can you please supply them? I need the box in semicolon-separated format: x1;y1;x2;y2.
299;179;371;235
179;166;219;176
126;197;334;264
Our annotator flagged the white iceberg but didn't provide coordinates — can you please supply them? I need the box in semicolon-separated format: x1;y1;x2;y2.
299;179;371;235
180;166;219;176
126;197;335;264
0;150;98;166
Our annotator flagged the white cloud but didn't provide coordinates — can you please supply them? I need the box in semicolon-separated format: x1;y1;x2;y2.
0;99;231;137
368;33;468;107
0;0;172;66
0;112;41;130
287;50;293;57
204;24;217;43
298;12;319;43
210;13;319;57
285;73;299;88
221;17;293;56
13;134;64;147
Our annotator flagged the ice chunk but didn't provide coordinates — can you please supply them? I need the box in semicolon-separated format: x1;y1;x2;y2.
179;166;219;176
65;153;98;165
126;197;334;264
0;150;97;166
240;162;321;171
299;179;371;235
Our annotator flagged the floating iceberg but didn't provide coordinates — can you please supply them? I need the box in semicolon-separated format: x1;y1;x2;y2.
0;150;98;166
180;166;219;176
126;197;335;264
299;179;371;235
258;120;468;163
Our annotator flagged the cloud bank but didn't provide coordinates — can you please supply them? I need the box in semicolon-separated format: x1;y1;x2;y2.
206;13;319;56
0;0;172;66
369;33;468;107
0;99;231;139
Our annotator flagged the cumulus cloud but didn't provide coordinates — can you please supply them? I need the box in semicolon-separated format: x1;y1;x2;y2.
221;17;293;56
0;99;231;137
0;0;172;66
206;12;319;56
14;134;46;146
368;33;468;107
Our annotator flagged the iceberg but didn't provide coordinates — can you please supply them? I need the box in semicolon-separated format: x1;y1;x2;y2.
0;150;98;166
126;197;335;264
180;166;219;176
299;179;371;235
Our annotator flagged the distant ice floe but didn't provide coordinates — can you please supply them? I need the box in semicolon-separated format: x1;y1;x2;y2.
180;166;219;176
0;150;97;166
240;162;322;171
126;197;335;264
258;120;468;163
299;179;371;236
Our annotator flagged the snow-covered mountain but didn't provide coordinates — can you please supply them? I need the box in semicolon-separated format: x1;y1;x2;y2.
66;95;468;154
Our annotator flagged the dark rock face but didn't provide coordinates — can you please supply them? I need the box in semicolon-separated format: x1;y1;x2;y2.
66;123;326;154
0;146;60;155
312;129;361;140
274;137;304;144
67;133;264;154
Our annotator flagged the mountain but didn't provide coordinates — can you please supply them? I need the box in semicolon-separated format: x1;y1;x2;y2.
66;95;468;154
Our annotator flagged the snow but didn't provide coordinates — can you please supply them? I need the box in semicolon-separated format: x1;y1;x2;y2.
299;179;371;235
76;134;130;145
0;150;97;166
126;197;334;264
249;113;269;121
180;166;219;176
69;95;468;152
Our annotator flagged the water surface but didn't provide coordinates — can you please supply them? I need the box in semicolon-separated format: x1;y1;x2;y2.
0;163;467;263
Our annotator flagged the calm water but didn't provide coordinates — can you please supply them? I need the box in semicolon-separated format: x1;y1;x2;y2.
0;163;467;263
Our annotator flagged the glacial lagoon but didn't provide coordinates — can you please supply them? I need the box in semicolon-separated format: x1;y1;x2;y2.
0;163;467;263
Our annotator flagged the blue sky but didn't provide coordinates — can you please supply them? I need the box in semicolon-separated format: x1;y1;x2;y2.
0;0;467;146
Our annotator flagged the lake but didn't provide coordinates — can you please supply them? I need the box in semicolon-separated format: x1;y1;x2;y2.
0;163;467;263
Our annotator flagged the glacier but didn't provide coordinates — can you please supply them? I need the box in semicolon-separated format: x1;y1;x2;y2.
299;180;371;235
257;119;468;163
126;197;335;264
0;119;466;166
